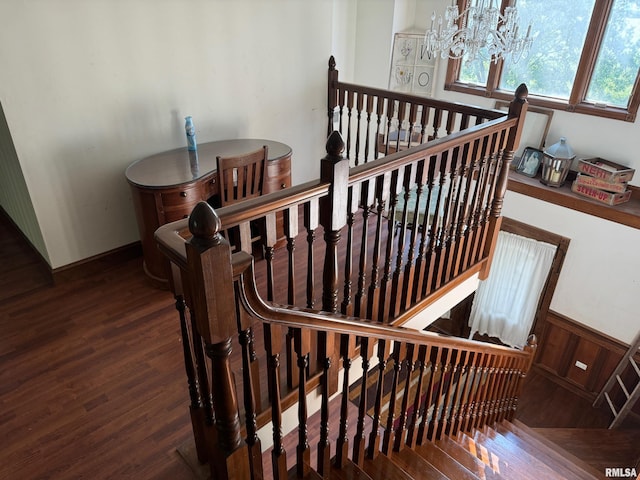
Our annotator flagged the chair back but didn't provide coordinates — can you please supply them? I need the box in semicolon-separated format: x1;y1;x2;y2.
217;146;267;206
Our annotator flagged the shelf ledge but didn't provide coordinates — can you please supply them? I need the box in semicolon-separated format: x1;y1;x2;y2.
507;170;640;230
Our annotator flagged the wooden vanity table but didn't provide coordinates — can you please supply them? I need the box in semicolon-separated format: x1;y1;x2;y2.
126;139;292;286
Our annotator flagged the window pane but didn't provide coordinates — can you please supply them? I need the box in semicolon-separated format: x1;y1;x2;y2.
499;0;596;100
586;0;640;108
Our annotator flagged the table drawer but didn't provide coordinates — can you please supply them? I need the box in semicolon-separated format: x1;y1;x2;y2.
161;186;202;207
264;156;291;194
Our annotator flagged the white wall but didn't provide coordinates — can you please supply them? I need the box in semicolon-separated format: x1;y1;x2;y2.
0;0;351;269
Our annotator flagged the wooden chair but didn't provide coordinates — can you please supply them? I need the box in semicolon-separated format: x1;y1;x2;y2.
216;146;268;253
217;146;267;206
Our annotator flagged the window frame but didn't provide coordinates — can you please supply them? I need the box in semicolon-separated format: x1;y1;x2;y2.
443;0;640;122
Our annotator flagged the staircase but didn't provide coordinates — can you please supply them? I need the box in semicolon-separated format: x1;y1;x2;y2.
253;416;607;480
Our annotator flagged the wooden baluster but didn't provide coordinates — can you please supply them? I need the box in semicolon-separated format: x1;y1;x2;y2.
460;137;487;271
355;180;374;318
247;327;262;413
440;146;466;287
395;101;407;152
336;334;356;467
413;158;437;302
341;185;359;316
433;149;457;291
238;326;263;480
407;103;419;149
467;137;491;269
327;56;338;137
374;96;384;160
353;337;374;466
419;105;429;145
355;91;364;165
403;160;427;309
364;95;374;162
445;110;456;136
436;349;460;439
490;356;512;425
406;345;428;448
418;347;439;443
431;107;442;140
383;98;395;156
394;343;418;452
338;88;346;136
185;202;249;479
265;324;287;480
304;199;319;375
427;348;452;441
423;152;448;297
452;139;479;278
175;294;207;463
295;328;311;478
285;206;299;390
367;339;388;459
461;352;485;434
382;342;405;455
367;172;391;321
264;212;278;401
390;164;413;318
470;355;492;432
346;89;354;162
460;113;470;131
446;350;472;438
379;167;404;323
304;199;319;310
317;332;334;478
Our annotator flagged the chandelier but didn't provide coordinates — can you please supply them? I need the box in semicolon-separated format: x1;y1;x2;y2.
423;0;533;64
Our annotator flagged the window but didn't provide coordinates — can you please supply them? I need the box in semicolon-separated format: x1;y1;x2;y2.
445;0;640;122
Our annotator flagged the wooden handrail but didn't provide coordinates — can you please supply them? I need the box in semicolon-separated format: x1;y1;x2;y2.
234;249;531;361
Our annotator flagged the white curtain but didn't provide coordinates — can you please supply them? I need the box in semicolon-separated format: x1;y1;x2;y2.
468;231;557;348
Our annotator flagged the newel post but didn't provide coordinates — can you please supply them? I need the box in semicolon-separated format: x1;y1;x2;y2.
319;131;348;398
480;84;528;280
185;201;250;480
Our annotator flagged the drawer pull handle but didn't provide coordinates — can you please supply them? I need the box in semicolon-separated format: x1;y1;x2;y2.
281;183;287;189
183;214;189;219
180;191;187;197
211;178;216;184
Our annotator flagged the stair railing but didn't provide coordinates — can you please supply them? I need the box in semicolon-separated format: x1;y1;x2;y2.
154;69;530;479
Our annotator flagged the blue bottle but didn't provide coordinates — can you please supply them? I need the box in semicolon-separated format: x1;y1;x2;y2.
185;116;197;151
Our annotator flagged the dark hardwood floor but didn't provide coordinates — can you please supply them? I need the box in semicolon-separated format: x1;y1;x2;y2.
1;213;638;478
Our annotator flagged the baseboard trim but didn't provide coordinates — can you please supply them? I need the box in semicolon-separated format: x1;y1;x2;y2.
51;242;143;284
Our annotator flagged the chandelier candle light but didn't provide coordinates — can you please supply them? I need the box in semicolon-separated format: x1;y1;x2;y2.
423;0;533;63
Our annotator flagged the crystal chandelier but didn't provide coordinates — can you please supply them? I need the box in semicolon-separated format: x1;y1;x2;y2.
423;0;533;64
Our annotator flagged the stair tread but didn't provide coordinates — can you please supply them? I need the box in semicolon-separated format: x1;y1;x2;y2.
458;430;561;480
286;464;322;480
413;441;481;480
497;422;601;480
388;447;448;480
478;427;570;480
363;454;415;480
435;436;501;479
330;458;374;480
509;420;606;479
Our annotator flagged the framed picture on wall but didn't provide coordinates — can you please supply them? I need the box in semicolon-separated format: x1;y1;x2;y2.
516;147;544;177
389;32;438;97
